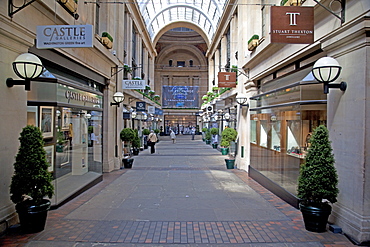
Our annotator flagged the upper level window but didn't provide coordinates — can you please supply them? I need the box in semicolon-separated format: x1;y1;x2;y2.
177;61;185;67
169;59;173;67
189;60;193;67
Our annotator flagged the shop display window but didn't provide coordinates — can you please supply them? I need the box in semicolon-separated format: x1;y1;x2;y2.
250;106;327;196
26;106;103;206
271;121;281;152
250;118;257;144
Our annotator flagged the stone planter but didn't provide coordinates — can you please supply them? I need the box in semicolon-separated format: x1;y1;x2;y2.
248;39;259;51
59;0;77;13
101;37;113;49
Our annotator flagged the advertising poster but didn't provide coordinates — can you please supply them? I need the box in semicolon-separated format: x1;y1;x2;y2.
162;86;199;108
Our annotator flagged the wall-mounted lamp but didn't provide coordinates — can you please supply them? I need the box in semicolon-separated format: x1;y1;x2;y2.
131;111;137;119
236;94;249;107
224;113;230;120
312;57;347;94
110;92;124;106
6;53;44;91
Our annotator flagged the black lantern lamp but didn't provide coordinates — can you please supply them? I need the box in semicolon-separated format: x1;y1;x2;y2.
6;53;44;91
236;93;249;107
110;92;124;106
312;57;347;94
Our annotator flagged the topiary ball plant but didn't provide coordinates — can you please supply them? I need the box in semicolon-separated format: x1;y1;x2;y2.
142;129;150;136
120;128;135;143
297;125;339;207
221;128;238;148
210;127;219;136
10;125;54;205
205;130;212;141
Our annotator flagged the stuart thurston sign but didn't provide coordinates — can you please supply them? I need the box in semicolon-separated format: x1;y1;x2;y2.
271;6;314;44
36;25;93;49
218;72;236;88
122;80;146;90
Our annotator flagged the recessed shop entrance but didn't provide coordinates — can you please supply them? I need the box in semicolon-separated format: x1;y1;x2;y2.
164;115;197;135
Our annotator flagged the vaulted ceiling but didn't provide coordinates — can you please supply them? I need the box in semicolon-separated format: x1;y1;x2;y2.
138;0;228;43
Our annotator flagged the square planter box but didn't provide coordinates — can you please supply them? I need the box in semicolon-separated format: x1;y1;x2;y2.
59;0;77;13
248;39;259;51
101;37;113;49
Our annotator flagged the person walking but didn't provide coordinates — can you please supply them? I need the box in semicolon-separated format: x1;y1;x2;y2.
191;126;195;140
170;130;176;143
148;130;158;154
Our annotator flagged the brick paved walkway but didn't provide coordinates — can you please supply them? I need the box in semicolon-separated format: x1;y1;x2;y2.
0;136;355;247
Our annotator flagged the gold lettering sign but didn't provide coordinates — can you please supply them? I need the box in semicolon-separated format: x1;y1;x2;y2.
271;6;314;44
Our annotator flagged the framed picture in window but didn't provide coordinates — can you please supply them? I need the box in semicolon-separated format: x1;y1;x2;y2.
62;108;71;130
40;106;54;139
44;145;54;173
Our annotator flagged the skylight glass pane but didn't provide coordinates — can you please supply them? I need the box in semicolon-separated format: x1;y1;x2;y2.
138;0;228;40
192;11;199;23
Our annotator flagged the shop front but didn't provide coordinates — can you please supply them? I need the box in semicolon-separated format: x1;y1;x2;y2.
249;67;326;208
27;65;104;207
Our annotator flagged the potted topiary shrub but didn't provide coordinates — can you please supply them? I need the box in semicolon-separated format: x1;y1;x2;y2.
120;128;135;168
220;139;229;155
142;128;150;149
154;129;160;141
297;125;339;232
153;95;160;101
221;128;238;169
10;125;54;233
148;90;155;97
210;127;219;148
132;129;140;156
205;130;212;144
201;127;208;141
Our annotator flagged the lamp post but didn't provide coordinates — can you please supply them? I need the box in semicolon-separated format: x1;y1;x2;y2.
6;53;44;91
236;93;249;107
111;92;125;106
111;92;124;157
312;57;347;94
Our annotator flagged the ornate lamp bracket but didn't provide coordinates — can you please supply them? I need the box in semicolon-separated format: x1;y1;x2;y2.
312;0;345;24
9;0;37;17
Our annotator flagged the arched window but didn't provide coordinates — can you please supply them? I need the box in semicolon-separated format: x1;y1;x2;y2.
189;60;193;67
169;59;173;67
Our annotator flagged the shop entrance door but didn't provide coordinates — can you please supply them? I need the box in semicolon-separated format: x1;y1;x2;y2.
164;115;197;135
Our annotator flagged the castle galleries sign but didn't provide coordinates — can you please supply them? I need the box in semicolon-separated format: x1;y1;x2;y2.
122;80;147;89
36;25;93;49
271;6;314;44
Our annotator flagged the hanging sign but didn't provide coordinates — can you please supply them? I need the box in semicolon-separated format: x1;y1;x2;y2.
136;102;146;112
122;80;146;89
36;25;93;49
270;6;314;44
218;72;236;88
148;106;155;114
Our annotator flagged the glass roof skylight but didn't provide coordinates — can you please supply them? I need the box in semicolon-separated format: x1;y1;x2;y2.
138;0;228;42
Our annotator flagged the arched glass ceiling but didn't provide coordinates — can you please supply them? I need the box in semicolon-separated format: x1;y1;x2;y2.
138;0;228;42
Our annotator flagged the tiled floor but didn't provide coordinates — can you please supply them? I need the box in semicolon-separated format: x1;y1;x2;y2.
0;136;356;247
